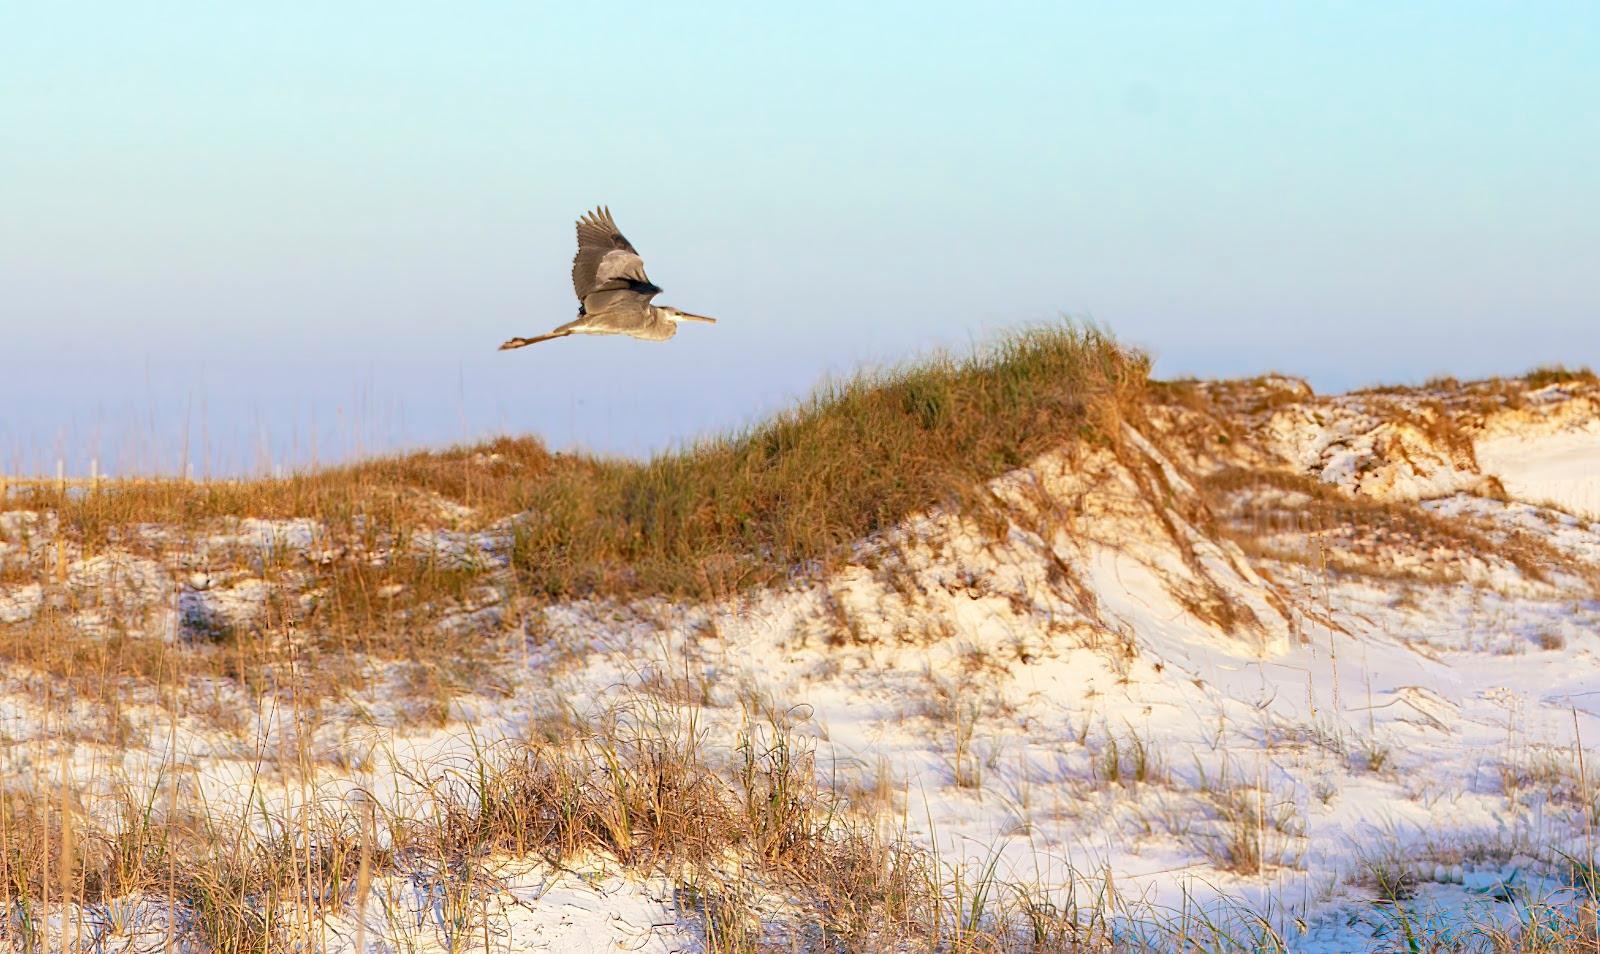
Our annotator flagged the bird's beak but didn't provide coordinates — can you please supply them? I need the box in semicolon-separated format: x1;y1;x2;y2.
674;311;717;324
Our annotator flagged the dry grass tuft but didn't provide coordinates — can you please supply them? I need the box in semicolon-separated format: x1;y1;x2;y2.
0;703;944;949
1200;466;1586;587
1524;365;1599;389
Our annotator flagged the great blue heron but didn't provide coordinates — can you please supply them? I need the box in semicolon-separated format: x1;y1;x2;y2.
498;207;717;350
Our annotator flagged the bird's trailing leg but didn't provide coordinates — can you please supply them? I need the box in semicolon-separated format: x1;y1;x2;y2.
498;330;573;350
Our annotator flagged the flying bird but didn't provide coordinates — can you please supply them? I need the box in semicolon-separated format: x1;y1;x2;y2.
499;207;717;350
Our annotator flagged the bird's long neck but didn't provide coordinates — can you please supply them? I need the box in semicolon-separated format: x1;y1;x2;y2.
645;305;680;340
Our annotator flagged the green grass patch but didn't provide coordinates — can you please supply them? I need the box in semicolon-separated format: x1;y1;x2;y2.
506;324;1149;597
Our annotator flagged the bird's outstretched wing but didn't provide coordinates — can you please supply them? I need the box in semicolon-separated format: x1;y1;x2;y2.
571;207;658;302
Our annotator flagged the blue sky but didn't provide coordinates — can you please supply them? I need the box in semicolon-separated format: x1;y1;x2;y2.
2;3;1596;475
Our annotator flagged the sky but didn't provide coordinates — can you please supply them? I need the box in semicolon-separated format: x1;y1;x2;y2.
2;3;1597;476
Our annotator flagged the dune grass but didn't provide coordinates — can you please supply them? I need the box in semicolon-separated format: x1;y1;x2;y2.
1201;465;1597;590
11;324;1148;604
505;324;1149;598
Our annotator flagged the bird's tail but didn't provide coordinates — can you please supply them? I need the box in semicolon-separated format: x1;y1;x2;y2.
498;331;571;350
